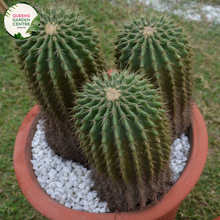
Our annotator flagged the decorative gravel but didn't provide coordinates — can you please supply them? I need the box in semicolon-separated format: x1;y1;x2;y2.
170;134;190;182
31;119;190;213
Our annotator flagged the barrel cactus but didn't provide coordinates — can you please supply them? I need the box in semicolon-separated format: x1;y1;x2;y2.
15;5;106;121
73;70;172;211
14;5;106;163
114;11;193;138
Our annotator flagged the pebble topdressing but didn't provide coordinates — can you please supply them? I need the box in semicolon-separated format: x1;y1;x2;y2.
31;120;190;213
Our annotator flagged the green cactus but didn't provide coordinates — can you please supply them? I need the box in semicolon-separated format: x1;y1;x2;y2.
15;5;106;121
14;5;106;164
73;70;172;210
114;11;193;138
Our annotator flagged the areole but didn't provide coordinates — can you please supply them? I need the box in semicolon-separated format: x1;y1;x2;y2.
13;102;208;220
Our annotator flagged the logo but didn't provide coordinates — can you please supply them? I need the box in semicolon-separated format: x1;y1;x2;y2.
4;3;40;39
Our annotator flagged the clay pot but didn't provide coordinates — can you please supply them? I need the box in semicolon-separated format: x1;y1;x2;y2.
14;102;208;220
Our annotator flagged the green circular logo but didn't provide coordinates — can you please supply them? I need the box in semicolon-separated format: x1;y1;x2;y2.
4;3;40;39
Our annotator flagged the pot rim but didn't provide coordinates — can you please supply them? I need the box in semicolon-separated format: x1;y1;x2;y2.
13;102;208;220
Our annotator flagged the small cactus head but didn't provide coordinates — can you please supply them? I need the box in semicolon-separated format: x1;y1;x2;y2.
73;70;172;210
114;11;193;139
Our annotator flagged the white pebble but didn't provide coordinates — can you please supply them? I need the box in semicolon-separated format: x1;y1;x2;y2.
87;192;94;202
74;205;83;211
56;165;62;172
77;192;83;198
83;200;89;206
78;182;86;190
56;188;64;194
66;182;72;189
83;205;90;212
175;159;182;165
100;207;106;213
65;203;71;208
63;166;71;173
59;199;65;205
56;182;63;188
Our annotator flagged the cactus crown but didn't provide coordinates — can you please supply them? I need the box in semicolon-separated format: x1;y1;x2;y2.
114;11;193;138
15;5;106;121
73;70;172;209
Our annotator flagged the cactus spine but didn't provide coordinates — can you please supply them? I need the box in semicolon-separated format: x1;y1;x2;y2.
74;70;172;210
15;5;106;122
114;11;193;138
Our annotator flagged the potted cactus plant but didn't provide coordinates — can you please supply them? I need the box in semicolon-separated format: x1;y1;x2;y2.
13;5;208;220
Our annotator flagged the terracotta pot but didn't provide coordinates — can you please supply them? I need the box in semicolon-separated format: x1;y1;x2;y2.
14;102;208;220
